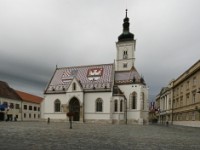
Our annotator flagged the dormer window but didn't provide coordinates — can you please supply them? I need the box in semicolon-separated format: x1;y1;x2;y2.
123;51;128;59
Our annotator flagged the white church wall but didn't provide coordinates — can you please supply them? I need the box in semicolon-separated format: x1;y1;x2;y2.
118;84;148;123
84;92;112;121
118;84;142;109
42;94;67;119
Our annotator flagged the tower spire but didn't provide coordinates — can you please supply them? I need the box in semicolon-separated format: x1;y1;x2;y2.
118;9;134;42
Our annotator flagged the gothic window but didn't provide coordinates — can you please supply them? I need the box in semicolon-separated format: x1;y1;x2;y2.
120;100;123;112
54;99;61;112
114;100;118;112
72;83;76;91
96;98;103;112
131;92;137;109
123;51;128;59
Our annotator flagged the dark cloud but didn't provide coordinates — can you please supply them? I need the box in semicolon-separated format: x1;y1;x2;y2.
0;0;200;98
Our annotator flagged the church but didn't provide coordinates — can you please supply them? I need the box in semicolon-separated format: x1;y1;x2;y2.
41;10;149;124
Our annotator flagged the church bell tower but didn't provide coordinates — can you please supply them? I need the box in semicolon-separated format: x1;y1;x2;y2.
115;9;136;71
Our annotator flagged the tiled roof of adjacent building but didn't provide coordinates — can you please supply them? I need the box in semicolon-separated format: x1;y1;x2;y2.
0;81;22;100
115;66;145;85
16;90;43;104
45;63;114;94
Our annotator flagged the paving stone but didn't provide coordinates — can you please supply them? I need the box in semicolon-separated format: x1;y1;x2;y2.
0;122;200;150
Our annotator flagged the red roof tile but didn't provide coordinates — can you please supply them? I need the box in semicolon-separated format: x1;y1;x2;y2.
0;81;22;100
16;90;43;104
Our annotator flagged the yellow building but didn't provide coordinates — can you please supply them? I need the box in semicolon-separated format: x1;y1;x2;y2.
156;60;200;127
172;60;200;127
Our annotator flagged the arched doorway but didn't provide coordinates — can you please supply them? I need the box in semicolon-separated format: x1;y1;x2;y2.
69;97;80;121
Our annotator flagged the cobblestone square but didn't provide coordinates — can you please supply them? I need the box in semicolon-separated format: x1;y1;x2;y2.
0;122;200;150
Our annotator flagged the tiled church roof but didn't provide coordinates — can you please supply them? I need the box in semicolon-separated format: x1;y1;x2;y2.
115;66;145;85
45;64;114;93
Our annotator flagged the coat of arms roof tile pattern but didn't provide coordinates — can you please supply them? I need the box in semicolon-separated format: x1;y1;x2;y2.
45;64;114;93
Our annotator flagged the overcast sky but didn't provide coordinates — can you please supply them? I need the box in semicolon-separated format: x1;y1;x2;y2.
0;0;200;100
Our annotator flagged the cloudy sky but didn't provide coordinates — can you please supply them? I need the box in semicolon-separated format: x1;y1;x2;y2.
0;0;200;100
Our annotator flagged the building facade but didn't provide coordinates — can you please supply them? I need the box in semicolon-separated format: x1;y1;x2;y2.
156;60;200;127
16;90;42;121
0;81;43;121
42;10;149;124
172;60;200;127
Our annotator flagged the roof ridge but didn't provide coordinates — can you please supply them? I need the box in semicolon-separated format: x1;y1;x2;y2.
57;63;114;70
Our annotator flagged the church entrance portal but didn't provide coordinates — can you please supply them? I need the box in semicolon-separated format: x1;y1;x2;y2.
69;98;80;121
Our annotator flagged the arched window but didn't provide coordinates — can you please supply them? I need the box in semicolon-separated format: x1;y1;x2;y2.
96;98;103;112
123;51;128;59
54;99;61;112
72;83;76;91
120;100;123;112
114;100;118;112
131;92;137;109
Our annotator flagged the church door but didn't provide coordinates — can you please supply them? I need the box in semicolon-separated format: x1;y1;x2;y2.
69;98;80;121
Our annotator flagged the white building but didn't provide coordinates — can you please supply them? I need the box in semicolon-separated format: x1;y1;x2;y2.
0;81;43;121
42;10;149;124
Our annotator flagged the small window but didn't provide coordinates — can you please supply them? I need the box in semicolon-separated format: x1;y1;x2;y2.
34;114;36;118
24;113;26;118
15;104;20;109
29;113;31;118
10;103;14;109
123;63;127;68
72;83;76;91
24;105;27;110
34;106;37;111
38;107;40;111
29;106;32;110
192;92;196;103
3;102;8;107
